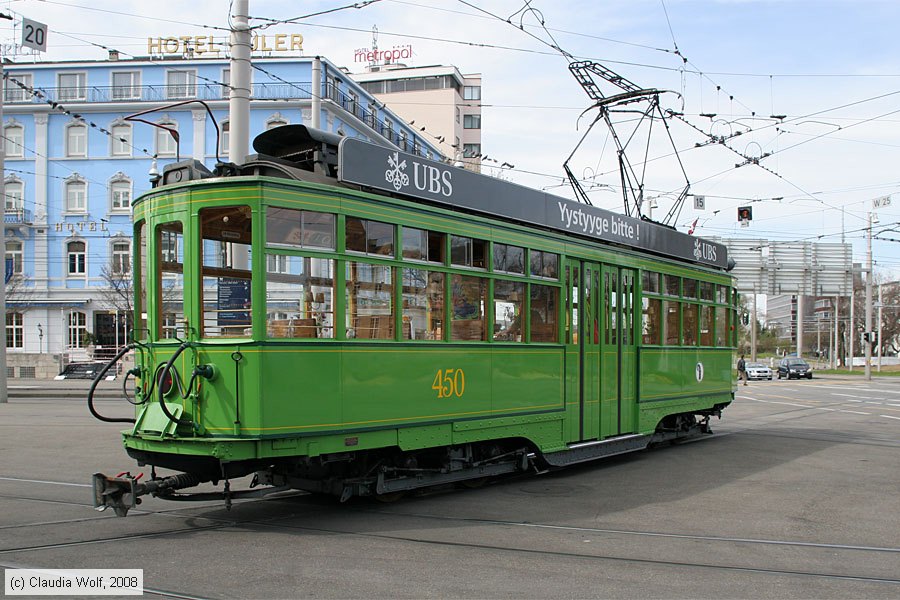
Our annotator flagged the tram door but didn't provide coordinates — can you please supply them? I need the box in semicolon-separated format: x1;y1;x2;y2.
599;265;637;437
567;260;602;442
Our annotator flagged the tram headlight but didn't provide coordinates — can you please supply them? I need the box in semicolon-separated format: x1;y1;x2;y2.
158;369;176;396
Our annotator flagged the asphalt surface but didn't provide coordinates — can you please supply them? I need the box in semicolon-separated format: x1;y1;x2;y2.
1;375;898;598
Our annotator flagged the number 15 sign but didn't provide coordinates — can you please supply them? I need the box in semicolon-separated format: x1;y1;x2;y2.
22;17;47;53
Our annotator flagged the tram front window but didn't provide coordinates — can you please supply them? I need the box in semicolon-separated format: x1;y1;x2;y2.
157;222;184;339
200;206;253;338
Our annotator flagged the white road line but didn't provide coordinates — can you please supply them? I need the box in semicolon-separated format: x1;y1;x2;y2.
0;476;90;488
887;403;900;407
838;410;870;415
832;393;877;400
880;414;900;421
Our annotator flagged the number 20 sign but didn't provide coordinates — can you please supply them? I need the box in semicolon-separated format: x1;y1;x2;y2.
22;18;48;53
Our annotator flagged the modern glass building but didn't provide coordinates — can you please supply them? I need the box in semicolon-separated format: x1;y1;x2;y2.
2;54;444;377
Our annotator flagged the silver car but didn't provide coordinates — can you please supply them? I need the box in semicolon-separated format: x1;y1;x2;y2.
746;362;773;380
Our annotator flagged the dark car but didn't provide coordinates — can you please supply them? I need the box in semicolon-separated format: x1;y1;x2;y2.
777;357;813;379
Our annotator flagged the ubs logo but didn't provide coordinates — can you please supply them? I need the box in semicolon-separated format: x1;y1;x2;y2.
385;151;454;197
385;152;409;191
693;239;718;263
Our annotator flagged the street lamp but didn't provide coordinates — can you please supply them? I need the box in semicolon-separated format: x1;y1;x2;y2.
37;323;43;354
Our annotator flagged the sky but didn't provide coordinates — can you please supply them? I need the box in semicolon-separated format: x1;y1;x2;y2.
7;0;900;281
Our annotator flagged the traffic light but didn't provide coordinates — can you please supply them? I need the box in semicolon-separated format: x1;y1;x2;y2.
738;206;753;222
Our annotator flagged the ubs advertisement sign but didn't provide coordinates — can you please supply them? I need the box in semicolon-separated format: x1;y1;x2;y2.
338;138;727;269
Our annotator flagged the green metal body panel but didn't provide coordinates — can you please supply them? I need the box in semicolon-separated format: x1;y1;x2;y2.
123;175;735;469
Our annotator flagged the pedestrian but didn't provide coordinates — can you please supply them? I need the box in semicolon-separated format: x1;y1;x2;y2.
737;354;748;386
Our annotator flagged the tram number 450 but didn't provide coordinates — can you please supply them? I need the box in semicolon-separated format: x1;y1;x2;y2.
432;368;466;398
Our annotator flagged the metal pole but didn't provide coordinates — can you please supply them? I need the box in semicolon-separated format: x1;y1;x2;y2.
849;287;855;371
228;0;251;165
877;282;883;372
796;295;803;358
833;296;838;369
312;57;322;129
865;212;873;381
0;54;8;403
750;290;757;362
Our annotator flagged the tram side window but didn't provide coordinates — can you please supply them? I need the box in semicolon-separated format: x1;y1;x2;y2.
683;278;698;299
642;297;662;344
700;305;714;346
402;269;444;340
266;255;335;339
683;303;699;346
715;306;729;346
347;217;394;256
716;285;727;304
347;261;394;339
700;281;714;302
200;206;253;338
135;221;148;338
493;280;524;341
402;227;444;263
663;300;680;345
266;207;335;250
530;283;558;343
531;250;559;279
642;270;660;294
451;235;487;269
451;274;486;341
157;221;184;339
663;274;680;296
493;243;525;274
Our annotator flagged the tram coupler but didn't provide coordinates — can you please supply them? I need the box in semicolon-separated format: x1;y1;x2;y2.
92;472;202;517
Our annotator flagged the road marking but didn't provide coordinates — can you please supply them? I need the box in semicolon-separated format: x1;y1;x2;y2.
832;393;877;400
880;414;900;421
0;476;90;488
837;410;870;415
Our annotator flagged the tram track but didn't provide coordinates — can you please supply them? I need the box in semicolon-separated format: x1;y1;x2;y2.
1;475;898;589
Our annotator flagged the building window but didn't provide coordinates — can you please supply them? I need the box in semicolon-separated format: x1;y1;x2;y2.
6;312;23;349
111;71;140;100
6;240;23;275
166;69;197;99
67;240;86;276
456;107;460;123
463;114;481;129
111;241;131;274
65;179;87;213
110;123;132;157
463;85;481;101
463;143;480;158
4;123;24;158
68;311;88;348
110;176;131;211
266;113;288;130
221;68;231;99
58;72;86;101
220;121;230;155
4;73;32;103
5;179;23;212
156;121;178;156
65;123;87;157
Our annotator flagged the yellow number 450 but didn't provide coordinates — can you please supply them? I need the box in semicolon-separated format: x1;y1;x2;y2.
432;368;466;398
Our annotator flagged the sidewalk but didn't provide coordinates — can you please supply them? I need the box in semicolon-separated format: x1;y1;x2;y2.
6;377;127;399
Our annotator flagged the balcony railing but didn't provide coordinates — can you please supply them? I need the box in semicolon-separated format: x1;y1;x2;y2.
7;82;315;105
4;209;33;224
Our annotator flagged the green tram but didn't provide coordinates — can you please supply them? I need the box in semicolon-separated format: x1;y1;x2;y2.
91;126;736;516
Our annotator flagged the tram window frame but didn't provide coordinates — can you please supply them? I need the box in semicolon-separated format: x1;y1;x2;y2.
450;273;486;341
265;254;336;339
156;221;185;340
402;226;445;264
346;260;395;340
663;274;680;296
401;268;444;340
493;279;525;342
450;235;487;269
199;206;253;339
530;250;559;280
662;300;680;346
346;217;395;257
641;296;662;345
683;278;698;299
642;270;660;294
266;207;336;250
683;302;699;346
134;220;149;338
529;283;559;343
700;304;714;346
493;243;525;275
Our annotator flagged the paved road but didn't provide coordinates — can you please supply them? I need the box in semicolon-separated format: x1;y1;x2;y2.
1;377;898;598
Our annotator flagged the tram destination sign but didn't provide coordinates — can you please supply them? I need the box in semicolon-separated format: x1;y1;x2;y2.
338;138;728;269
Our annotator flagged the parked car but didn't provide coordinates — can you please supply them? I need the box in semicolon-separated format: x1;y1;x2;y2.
777;357;813;379
746;362;773;380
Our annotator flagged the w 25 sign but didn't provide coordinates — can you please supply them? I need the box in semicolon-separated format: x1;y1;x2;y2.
22;18;47;53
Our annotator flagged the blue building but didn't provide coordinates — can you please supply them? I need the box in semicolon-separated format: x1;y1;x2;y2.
3;54;442;376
